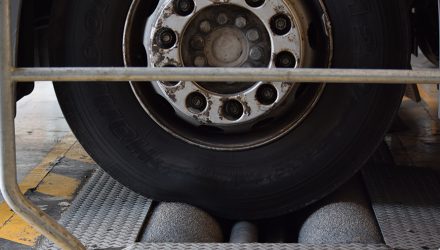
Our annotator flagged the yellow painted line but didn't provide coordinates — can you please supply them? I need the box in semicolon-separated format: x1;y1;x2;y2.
37;173;80;199
0;202;13;227
19;134;77;193
0;134;79;246
0;213;41;246
64;141;95;164
418;84;438;119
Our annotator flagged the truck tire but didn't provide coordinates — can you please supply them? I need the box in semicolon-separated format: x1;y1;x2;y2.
50;0;410;219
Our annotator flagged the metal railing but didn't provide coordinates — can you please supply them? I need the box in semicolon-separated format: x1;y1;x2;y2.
1;0;440;249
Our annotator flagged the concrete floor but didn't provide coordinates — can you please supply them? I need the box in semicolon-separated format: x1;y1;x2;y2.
0;83;70;204
15;83;70;182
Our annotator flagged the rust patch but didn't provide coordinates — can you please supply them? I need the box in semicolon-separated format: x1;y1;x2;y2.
165;81;186;102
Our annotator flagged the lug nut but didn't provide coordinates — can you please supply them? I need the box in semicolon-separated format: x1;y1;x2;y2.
191;36;205;50
155;28;177;49
249;47;263;61
199;20;212;33
275;51;296;68
217;13;228;25
245;0;265;8
194;56;207;67
186;92;207;113
173;0;195;16
246;29;260;42
270;14;292;36
256;84;278;105
222;100;244;121
235;16;247;29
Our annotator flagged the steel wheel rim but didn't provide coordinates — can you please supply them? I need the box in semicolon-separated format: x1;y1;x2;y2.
124;0;332;151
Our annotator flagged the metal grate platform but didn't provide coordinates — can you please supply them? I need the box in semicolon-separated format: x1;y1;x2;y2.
363;153;440;249
36;145;440;249
39;169;152;249
123;243;391;250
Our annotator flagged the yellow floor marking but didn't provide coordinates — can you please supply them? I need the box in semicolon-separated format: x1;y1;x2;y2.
19;134;77;193
0;134;79;247
0;202;14;227
37;173;80;199
64;141;95;164
0;214;41;246
418;84;438;119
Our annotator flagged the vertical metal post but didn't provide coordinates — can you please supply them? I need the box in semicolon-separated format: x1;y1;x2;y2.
438;0;440;118
0;0;85;249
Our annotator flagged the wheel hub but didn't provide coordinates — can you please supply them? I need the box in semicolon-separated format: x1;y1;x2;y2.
205;27;248;66
125;0;331;150
144;0;302;127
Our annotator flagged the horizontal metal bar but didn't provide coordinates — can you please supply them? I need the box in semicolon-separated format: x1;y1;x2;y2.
11;67;440;84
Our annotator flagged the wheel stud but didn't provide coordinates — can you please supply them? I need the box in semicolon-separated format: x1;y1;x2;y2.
235;16;247;29
246;29;260;42
155;28;177;49
199;20;212;33
256;84;277;105
270;14;292;36
186;92;207;113
217;13;228;25
245;0;265;8
222;100;244;121
173;0;195;16
275;51;296;68
249;47;263;61
194;56;207;67
191;36;205;50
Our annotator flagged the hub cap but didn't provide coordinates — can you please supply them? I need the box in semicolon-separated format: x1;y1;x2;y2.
144;0;301;127
125;0;331;150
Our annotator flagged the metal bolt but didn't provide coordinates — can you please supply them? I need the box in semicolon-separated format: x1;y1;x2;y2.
222;100;244;121
245;0;265;8
249;47;263;60
155;28;177;49
200;20;211;33
256;84;278;105
194;56;207;67
186;92;207;113
190;36;205;50
217;13;228;25
235;16;247;29
270;14;292;35
276;19;287;31
275;51;296;68
173;0;195;16
246;29;260;42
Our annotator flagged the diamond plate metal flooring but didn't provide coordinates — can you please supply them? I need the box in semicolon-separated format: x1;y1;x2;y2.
363;147;440;250
37;145;440;249
123;243;390;250
39;169;152;249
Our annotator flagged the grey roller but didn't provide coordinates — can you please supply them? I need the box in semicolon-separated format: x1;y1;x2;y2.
140;202;224;243
229;221;258;243
298;177;383;244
